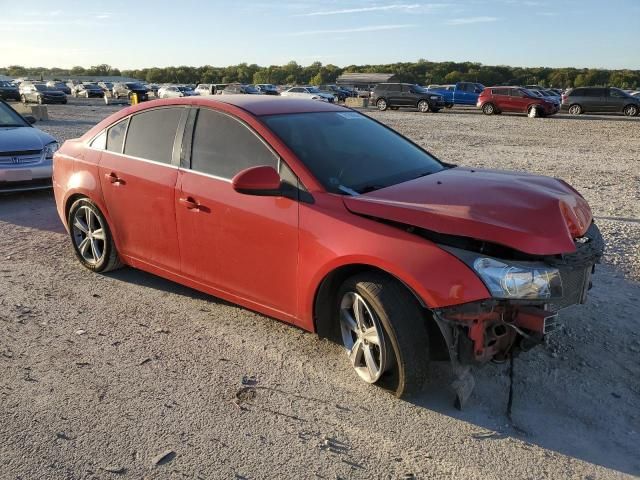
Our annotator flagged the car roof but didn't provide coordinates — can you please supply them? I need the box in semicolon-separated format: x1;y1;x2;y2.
210;95;346;115
80;96;349;142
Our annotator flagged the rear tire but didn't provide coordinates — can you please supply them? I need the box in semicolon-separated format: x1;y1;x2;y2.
568;104;582;115
376;98;388;111
482;103;495;115
528;105;540;118
623;104;638;117
68;198;123;273
337;272;430;398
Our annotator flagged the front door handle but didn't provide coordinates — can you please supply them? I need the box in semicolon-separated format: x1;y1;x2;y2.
179;196;201;210
105;172;125;185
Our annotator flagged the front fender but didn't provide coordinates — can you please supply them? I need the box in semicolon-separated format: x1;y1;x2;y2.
297;197;490;331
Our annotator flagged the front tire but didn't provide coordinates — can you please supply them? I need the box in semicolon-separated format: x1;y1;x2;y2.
68;198;122;273
482;103;495;115
623;104;638;117
337;273;430;398
528;105;540;118
376;98;388;111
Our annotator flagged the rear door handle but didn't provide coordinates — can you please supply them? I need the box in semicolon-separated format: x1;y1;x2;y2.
105;172;125;185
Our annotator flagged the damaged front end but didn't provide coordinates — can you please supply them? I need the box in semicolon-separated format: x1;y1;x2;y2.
426;222;605;408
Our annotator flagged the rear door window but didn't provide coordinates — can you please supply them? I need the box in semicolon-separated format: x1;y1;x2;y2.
584;88;606;97
106;118;129;153
387;84;401;92
123;107;183;164
190;108;278;179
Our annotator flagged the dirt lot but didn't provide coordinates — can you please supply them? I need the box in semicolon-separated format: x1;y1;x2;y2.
1;98;639;479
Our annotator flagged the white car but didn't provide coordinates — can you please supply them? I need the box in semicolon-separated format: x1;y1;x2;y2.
158;86;198;99
280;86;335;102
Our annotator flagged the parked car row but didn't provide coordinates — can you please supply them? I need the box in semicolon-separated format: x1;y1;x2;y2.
366;81;639;118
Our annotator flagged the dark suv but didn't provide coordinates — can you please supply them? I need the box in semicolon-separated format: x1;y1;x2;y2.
562;87;640;116
371;83;445;113
112;82;149;101
0;81;20;101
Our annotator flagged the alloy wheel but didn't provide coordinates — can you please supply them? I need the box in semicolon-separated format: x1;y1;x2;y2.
483;103;494;115
418;100;429;113
339;291;387;383
624;105;638;117
569;104;582;115
71;206;106;265
377;99;387;111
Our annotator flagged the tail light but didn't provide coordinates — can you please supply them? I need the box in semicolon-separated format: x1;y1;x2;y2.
561;94;567;103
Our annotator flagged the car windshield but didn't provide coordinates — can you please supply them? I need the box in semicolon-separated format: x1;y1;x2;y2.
244;85;259;93
0;102;29;127
306;87;321;93
34;85;50;91
261;111;444;195
126;83;144;89
0;81;13;87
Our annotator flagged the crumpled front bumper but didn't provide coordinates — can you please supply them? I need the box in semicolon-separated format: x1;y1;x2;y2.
434;222;604;365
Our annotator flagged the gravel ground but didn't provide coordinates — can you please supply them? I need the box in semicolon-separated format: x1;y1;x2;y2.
1;99;639;479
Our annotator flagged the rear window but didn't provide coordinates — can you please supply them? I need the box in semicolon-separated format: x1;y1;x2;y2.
124;107;183;164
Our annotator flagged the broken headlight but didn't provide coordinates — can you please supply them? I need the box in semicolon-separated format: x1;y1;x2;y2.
472;258;562;300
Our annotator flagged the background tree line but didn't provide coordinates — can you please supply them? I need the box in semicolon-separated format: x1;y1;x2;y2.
2;60;639;89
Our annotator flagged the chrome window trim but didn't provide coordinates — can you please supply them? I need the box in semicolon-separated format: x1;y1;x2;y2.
178;166;232;184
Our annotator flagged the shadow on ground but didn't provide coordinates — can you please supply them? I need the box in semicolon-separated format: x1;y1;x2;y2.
0;189;65;234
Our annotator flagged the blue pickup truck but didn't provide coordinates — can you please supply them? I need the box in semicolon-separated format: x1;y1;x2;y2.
426;82;485;108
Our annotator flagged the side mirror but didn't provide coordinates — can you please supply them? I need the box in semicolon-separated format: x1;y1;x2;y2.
25;115;37;124
232;165;281;196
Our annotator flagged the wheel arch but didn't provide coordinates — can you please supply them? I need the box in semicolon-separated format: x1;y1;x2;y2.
312;263;449;361
63;191;123;257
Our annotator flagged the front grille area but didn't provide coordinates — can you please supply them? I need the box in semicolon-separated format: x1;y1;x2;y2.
0;150;43;166
547;222;603;311
549;266;591;311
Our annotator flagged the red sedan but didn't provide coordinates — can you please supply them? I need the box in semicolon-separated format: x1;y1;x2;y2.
53;96;602;406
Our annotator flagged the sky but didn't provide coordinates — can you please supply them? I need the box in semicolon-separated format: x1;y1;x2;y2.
1;0;639;70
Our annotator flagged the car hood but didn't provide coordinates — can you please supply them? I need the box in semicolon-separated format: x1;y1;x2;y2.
0;126;56;153
343;167;593;256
